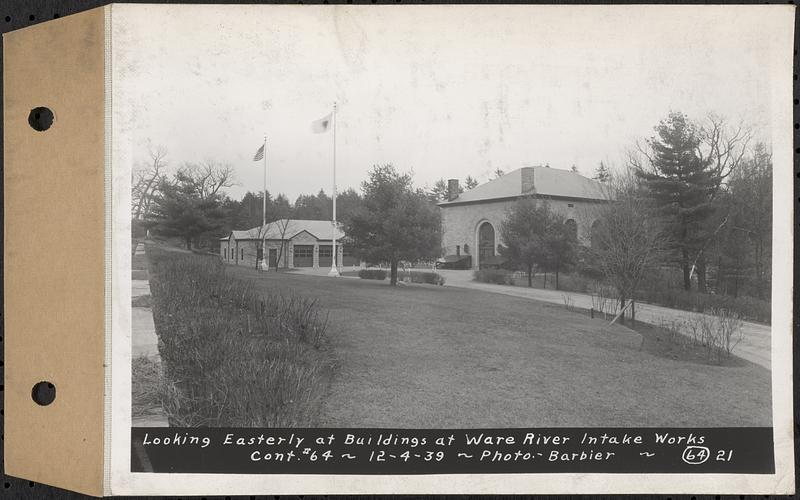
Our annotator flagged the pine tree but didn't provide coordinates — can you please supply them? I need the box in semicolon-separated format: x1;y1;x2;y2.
636;112;721;291
344;165;441;285
593;161;610;183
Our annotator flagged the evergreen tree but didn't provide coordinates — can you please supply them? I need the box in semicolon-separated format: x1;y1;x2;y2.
344;165;441;285
294;189;332;220
593;161;610;183
714;142;772;298
464;175;479;190
498;198;577;289
148;176;226;250
636;112;721;291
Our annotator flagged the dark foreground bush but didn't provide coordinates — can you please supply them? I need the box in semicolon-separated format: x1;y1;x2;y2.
146;246;334;427
359;269;387;280
474;268;512;285
400;270;445;285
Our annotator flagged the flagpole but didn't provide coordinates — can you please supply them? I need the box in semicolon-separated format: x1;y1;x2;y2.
261;134;269;271
328;102;339;277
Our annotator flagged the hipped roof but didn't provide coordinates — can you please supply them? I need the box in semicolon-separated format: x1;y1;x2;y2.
439;166;606;206
221;219;345;241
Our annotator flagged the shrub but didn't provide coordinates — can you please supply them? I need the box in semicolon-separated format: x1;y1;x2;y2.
635;287;770;324
474;268;512;285
663;309;745;364
145;246;334;427
400;271;446;286
358;269;387;280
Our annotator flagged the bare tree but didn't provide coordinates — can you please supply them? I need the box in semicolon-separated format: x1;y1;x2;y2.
697;114;753;186
588;168;670;325
176;160;235;201
271;218;295;271
132;145;168;220
250;213;295;271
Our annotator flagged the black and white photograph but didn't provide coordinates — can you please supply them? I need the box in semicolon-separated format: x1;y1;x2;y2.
110;3;793;494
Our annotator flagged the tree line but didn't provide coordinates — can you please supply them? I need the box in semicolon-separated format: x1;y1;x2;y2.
132;153;362;250
496;111;771;321
135;109;772;304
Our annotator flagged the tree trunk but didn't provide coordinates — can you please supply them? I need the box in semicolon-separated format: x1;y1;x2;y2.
527;265;533;287
697;257;707;294
543;273;547;289
390;259;398;286
185;238;192;250
619;292;626;325
682;247;691;291
555;270;560;290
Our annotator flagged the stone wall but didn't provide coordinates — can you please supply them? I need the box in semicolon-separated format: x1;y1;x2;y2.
440;198;602;269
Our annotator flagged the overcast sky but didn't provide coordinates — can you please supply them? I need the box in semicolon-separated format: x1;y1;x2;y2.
112;4;791;201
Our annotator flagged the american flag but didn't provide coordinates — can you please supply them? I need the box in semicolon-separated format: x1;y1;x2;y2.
253;143;265;161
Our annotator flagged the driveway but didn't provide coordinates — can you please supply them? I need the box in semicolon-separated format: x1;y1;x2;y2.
437;270;771;370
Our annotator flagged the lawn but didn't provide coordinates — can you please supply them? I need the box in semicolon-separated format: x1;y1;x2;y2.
226;265;771;428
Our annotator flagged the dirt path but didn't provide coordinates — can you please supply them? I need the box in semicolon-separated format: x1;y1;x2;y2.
227;267;771;428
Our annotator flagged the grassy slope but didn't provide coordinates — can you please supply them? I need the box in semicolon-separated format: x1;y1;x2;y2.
227;266;771;428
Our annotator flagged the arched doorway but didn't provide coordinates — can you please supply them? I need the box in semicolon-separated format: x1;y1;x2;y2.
478;221;495;267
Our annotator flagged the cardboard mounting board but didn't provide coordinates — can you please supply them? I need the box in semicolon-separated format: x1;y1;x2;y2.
1;3;795;496
3;6;107;497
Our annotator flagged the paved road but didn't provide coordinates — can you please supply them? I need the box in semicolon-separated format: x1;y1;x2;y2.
437;270;771;370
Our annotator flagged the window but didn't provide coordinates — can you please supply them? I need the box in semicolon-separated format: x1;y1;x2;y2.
294;245;314;258
319;245;333;258
224;248;227;259
568;203;574;208
241;248;244;260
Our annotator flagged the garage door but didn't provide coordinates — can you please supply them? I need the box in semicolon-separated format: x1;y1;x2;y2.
318;245;333;267
293;245;314;267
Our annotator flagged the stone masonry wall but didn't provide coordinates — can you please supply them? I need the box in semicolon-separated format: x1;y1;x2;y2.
441;198;602;269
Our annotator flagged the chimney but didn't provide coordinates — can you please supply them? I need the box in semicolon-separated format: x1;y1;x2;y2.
447;179;460;201
521;167;535;194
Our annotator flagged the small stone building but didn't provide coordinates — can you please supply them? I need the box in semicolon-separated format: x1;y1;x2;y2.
438;166;606;269
220;219;359;270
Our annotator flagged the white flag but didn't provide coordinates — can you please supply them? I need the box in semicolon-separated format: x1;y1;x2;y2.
311;112;333;133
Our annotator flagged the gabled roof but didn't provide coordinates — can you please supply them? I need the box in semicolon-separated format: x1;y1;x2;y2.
222;219;345;241
439;166;606;206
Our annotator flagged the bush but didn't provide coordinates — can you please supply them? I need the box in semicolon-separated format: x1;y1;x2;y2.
400;271;445;286
636;287;770;324
474;268;513;285
358;269;387;280
661;308;745;364
146;246;334;427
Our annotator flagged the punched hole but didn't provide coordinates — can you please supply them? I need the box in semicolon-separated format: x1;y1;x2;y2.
31;381;56;406
28;107;54;131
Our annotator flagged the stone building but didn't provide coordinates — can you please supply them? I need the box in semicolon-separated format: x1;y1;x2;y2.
438;166;607;269
220;219;359;270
